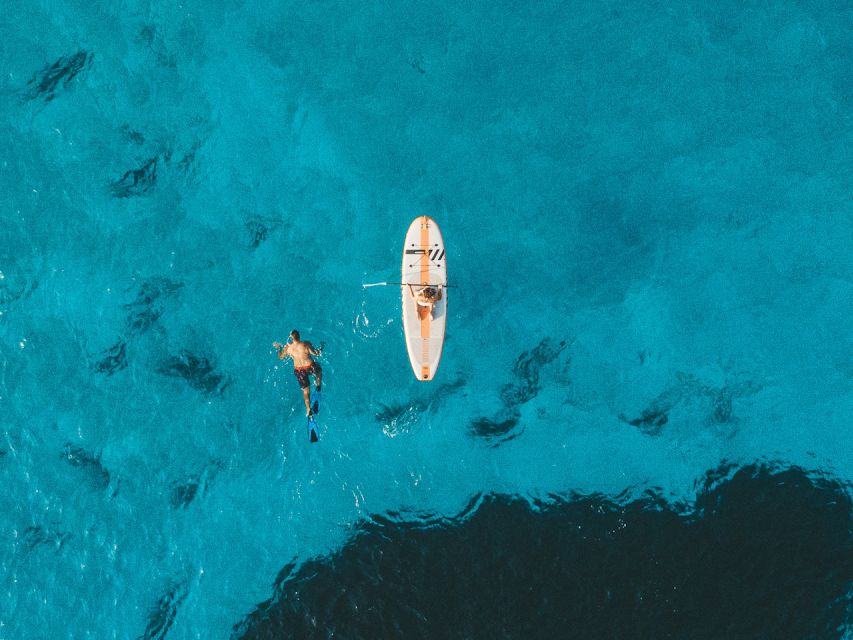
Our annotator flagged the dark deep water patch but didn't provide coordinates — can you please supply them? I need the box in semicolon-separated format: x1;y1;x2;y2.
235;464;853;640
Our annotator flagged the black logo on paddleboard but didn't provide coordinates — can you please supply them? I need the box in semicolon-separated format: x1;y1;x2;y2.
405;248;445;261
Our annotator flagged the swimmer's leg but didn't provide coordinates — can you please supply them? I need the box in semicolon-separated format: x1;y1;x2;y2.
301;386;312;416
311;389;321;415
313;363;322;392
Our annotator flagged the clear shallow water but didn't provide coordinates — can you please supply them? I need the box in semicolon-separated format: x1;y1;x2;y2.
1;0;852;638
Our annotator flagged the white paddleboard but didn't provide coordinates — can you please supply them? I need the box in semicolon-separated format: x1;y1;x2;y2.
401;216;447;381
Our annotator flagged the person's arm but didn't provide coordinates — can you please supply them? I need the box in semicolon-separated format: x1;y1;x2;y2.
308;341;325;357
273;342;289;360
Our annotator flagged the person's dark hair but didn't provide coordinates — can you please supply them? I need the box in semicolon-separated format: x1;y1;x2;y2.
290;329;300;340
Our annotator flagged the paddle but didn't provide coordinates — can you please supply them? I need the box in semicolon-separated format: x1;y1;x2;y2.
362;282;457;288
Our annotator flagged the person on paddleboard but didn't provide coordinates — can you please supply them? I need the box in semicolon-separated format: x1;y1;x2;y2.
273;330;324;416
407;284;442;320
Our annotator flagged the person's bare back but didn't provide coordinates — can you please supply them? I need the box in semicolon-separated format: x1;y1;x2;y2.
280;339;317;368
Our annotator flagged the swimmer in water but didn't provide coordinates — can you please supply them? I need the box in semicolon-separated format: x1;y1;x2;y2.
273;329;324;416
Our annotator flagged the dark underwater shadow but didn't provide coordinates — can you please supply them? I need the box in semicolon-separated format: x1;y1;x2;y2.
61;443;111;490
20;525;72;554
111;155;161;198
93;277;183;376
138;579;188;640
245;215;285;249
23;50;93;102
470;337;568;446
619;374;762;437
375;374;466;436
0;277;39;308
233;463;853;640
169;460;225;509
157;350;229;396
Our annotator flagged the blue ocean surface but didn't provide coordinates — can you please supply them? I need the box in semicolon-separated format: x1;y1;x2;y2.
1;0;852;638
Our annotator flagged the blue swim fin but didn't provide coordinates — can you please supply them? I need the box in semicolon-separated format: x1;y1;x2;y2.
307;415;319;443
311;389;321;416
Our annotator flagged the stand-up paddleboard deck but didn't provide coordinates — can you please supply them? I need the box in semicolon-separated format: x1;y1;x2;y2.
402;216;447;381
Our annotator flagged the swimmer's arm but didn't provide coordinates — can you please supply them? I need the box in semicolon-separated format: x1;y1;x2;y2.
308;341;325;357
272;342;289;360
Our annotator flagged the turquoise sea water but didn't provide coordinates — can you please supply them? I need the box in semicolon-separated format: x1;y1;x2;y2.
1;1;852;637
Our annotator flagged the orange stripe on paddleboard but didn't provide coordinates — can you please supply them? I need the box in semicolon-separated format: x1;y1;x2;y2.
420;216;431;379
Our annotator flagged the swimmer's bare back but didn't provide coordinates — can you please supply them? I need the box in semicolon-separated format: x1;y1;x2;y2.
273;339;320;367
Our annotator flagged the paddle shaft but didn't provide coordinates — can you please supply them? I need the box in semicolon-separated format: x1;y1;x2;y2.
362;282;457;289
